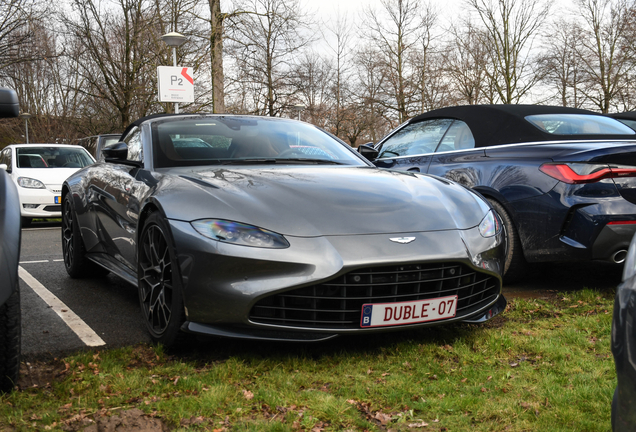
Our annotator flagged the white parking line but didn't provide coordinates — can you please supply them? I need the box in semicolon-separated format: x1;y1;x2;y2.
19;260;49;264
18;266;106;347
23;227;61;231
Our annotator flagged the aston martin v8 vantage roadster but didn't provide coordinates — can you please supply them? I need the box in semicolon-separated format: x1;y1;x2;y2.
62;114;507;346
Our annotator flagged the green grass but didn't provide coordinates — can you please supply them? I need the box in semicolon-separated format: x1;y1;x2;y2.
0;289;616;431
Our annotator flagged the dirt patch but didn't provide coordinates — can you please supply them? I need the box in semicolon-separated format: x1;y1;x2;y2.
61;409;169;432
18;359;69;390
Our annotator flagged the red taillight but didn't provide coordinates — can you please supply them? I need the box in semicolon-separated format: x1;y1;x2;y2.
607;221;636;225
539;163;636;184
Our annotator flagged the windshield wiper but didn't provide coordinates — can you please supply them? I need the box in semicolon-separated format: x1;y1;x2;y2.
272;158;346;165
220;158;346;165
220;158;278;165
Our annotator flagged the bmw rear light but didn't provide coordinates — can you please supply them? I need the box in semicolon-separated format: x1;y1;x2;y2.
539;163;636;184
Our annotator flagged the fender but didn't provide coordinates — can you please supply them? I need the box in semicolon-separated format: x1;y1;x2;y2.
0;170;21;306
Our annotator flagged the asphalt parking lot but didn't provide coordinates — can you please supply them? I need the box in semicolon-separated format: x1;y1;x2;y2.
18;221;623;360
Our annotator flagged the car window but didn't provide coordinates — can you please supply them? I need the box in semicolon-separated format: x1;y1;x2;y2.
152;117;365;168
124;128;143;162
615;118;636;131
377;119;454;158
526;114;636;135
436;121;475;152
15;147;93;168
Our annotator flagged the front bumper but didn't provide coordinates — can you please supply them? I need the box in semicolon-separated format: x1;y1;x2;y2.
612;274;636;430
17;184;62;218
169;219;506;340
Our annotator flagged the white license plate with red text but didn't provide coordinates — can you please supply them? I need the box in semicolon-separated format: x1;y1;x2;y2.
360;295;458;328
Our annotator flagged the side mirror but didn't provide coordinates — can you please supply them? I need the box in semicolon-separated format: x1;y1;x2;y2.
0;164;6;171
0;88;19;118
357;143;379;160
102;141;128;161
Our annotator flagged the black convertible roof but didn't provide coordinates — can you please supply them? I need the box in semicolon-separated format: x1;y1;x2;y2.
408;104;636;147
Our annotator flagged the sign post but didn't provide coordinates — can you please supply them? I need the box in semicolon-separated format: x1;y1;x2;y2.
157;66;194;112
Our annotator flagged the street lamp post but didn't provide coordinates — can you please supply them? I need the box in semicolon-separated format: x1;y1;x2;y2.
19;113;31;144
291;104;305;121
161;32;187;114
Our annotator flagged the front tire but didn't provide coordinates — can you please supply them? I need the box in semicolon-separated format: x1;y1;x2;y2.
62;195;108;278
137;213;184;347
0;283;20;393
487;199;527;284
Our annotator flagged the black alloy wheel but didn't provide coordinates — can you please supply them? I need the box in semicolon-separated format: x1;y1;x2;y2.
62;195;108;278
0;283;20;393
487;198;527;284
138;213;184;347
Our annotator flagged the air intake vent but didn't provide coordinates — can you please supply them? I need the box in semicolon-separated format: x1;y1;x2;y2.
250;262;499;329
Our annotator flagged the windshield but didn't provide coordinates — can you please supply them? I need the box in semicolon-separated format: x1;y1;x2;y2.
152;116;366;168
526;114;636;135
16;147;94;168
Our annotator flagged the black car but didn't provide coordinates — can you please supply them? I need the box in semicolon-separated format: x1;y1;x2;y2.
75;133;121;162
359;105;636;282
62;114;507;346
0;88;21;392
612;232;636;430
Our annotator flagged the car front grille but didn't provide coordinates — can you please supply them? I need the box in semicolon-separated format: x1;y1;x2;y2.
43;205;61;212
249;262;500;329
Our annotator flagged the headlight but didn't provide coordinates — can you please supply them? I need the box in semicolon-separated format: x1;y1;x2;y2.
623;235;636;280
17;177;45;189
479;210;501;238
191;219;290;249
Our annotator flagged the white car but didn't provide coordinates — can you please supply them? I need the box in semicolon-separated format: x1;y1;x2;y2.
0;144;94;225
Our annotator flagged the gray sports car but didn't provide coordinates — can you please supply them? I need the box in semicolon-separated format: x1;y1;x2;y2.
62;114;507;346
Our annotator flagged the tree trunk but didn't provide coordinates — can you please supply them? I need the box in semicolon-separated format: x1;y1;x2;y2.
209;0;225;113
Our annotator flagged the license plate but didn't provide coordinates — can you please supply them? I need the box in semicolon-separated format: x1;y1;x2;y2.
360;295;458;328
54;196;61;204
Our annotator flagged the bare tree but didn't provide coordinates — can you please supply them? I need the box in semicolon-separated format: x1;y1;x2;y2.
573;0;634;112
292;51;332;127
323;10;353;136
445;21;490;105
354;45;391;142
467;0;550;104
364;0;434;122
63;0;162;130
537;20;584;107
226;0;312;117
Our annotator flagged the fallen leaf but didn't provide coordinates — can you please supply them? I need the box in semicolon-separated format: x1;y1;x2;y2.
243;390;254;400
461;378;468;383
480;387;487;392
382;373;391;377
510;363;519;368
487;376;492;381
403;361;412;369
428;374;438;380
374;412;392;425
409;421;429;427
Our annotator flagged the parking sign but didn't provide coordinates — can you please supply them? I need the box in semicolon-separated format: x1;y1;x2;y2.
157;66;194;103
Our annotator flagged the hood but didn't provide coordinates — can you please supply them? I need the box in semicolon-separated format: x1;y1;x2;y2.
155;166;490;237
